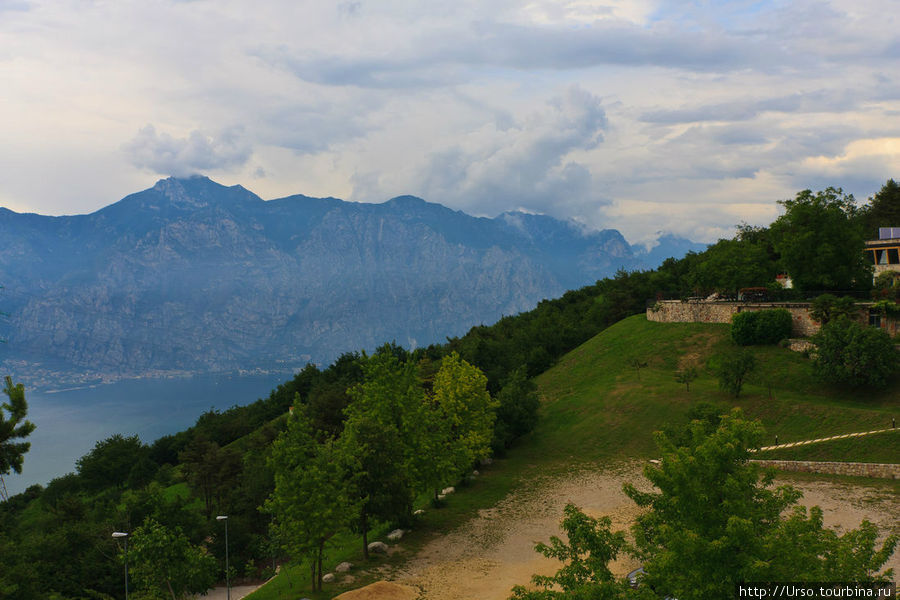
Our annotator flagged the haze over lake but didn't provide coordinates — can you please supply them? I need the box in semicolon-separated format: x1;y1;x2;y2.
5;373;286;497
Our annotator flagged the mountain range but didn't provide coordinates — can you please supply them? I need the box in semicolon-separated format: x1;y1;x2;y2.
0;176;704;387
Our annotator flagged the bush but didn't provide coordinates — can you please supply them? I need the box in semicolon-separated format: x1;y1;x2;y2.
811;319;898;388
731;309;792;345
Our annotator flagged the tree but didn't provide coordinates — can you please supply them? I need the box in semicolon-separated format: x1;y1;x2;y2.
509;504;633;600
624;410;897;600
674;366;698;392
424;352;497;497
265;405;353;592
127;517;217;600
770;187;871;291
860;179;900;239
339;410;413;559
809;294;858;325
811;318;898;387
178;436;241;520
492;366;540;452
715;350;755;398
628;357;648;381
76;434;149;490
1;376;35;476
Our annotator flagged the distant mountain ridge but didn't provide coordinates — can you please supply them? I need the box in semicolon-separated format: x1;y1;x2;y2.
0;176;696;387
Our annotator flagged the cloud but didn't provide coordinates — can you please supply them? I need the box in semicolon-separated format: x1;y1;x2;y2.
123;125;252;176
355;86;608;216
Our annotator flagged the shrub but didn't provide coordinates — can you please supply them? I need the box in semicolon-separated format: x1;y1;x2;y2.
811;319;898;388
731;309;792;345
754;309;792;344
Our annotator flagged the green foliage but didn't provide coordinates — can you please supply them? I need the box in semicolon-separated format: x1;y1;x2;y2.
625;411;897;600
674;366;698;392
871;270;900;301
714;350;756;397
432;352;497;472
812;319;899;388
685;237;777;294
178;435;241;520
265;405;354;592
509;504;633;600
492;367;540;452
128;517;217;600
1;375;35;476
770;187;871;291
77;434;152;490
731;309;792;345
860;179;900;239
809;294;859;325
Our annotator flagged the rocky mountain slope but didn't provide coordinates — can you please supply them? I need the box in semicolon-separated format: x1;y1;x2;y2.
0;176;654;386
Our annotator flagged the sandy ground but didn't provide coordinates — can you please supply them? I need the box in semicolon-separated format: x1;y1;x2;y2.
387;463;899;600
200;583;264;600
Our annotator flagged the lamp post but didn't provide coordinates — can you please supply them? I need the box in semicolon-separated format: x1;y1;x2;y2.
216;515;230;600
111;531;129;600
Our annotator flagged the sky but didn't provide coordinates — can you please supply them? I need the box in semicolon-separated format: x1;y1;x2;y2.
1;0;898;246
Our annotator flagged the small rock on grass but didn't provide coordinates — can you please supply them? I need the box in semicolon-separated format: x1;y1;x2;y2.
323;573;335;583
387;528;404;541
335;561;352;572
368;541;388;554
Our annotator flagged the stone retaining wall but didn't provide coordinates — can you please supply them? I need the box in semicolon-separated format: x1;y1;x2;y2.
646;301;831;337
749;459;900;479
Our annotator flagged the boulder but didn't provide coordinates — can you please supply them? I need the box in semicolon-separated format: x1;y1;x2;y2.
441;486;455;495
437;494;446;501
335;561;353;572
387;529;404;541
472;470;479;477
413;509;425;516
368;541;388;554
323;573;335;583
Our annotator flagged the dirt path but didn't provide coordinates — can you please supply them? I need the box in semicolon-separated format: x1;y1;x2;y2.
389;463;899;600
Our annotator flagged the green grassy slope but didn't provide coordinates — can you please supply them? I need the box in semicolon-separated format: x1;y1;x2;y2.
531;315;899;464
247;314;900;599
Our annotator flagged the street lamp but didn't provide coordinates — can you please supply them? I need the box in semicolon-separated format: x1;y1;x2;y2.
111;531;129;600
216;515;230;600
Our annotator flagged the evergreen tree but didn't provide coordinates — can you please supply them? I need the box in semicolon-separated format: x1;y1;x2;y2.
0;376;35;476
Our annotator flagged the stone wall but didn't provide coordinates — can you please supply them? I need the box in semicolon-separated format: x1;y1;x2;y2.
647;301;824;337
749;459;900;479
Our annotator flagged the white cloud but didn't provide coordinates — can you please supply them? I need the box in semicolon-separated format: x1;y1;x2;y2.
123;125;253;177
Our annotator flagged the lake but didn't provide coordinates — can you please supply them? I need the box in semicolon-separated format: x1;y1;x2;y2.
3;373;288;497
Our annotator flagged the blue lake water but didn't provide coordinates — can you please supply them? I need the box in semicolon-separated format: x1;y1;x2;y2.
4;373;287;497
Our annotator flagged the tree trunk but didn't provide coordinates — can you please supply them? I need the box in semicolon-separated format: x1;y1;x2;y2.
166;579;177;600
362;509;369;560
310;559;316;592
317;540;324;592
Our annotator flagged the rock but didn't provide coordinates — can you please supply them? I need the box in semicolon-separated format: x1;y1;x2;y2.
323;573;335;583
437;494;446;501
441;486;455;495
413;509;425;516
335;561;352;572
368;541;388;554
332;581;419;600
482;457;493;465
387;528;404;541
472;470;479;476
